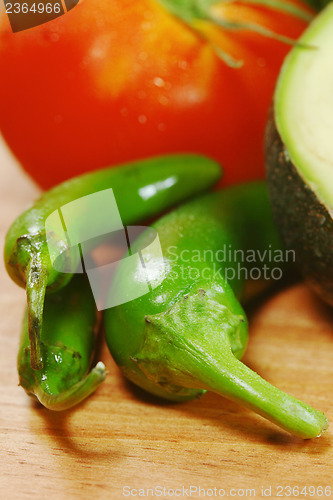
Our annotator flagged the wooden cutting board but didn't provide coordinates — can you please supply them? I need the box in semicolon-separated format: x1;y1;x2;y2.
0;137;332;500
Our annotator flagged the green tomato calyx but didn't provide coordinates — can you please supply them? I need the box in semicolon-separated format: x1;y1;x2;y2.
158;0;314;67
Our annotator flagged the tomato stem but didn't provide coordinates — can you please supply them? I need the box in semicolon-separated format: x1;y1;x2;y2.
207;13;317;46
157;0;314;68
199;0;313;22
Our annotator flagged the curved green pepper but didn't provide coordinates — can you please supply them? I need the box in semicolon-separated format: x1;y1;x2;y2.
4;155;220;370
104;182;329;438
18;274;105;411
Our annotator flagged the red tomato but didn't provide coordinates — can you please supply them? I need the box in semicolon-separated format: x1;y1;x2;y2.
0;0;311;189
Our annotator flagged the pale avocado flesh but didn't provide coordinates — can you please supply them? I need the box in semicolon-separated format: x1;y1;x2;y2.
266;4;333;306
275;3;333;213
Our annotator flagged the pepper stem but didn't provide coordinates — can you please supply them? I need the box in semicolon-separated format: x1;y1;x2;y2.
33;362;106;411
26;255;48;370
133;290;329;439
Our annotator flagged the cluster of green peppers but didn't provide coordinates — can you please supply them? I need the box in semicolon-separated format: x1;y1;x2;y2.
4;155;329;438
6;154;219;408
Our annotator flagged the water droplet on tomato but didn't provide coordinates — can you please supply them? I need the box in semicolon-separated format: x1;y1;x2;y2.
158;96;169;106
141;21;152;31
138;52;148;62
158;123;166;132
178;60;188;70
138;115;147;124
153;77;165;88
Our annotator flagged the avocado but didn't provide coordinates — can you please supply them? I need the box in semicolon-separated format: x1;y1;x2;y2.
265;4;333;307
305;0;330;11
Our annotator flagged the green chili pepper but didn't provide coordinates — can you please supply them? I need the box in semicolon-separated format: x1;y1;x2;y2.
18;274;106;411
4;155;220;371
104;182;329;439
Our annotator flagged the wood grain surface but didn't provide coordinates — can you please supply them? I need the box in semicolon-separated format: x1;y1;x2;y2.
0;137;332;500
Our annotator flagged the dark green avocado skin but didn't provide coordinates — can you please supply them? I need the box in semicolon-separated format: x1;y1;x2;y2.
265;114;333;307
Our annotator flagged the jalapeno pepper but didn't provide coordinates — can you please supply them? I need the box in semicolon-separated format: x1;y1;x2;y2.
104;182;329;438
18;274;105;410
5;155;220;370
